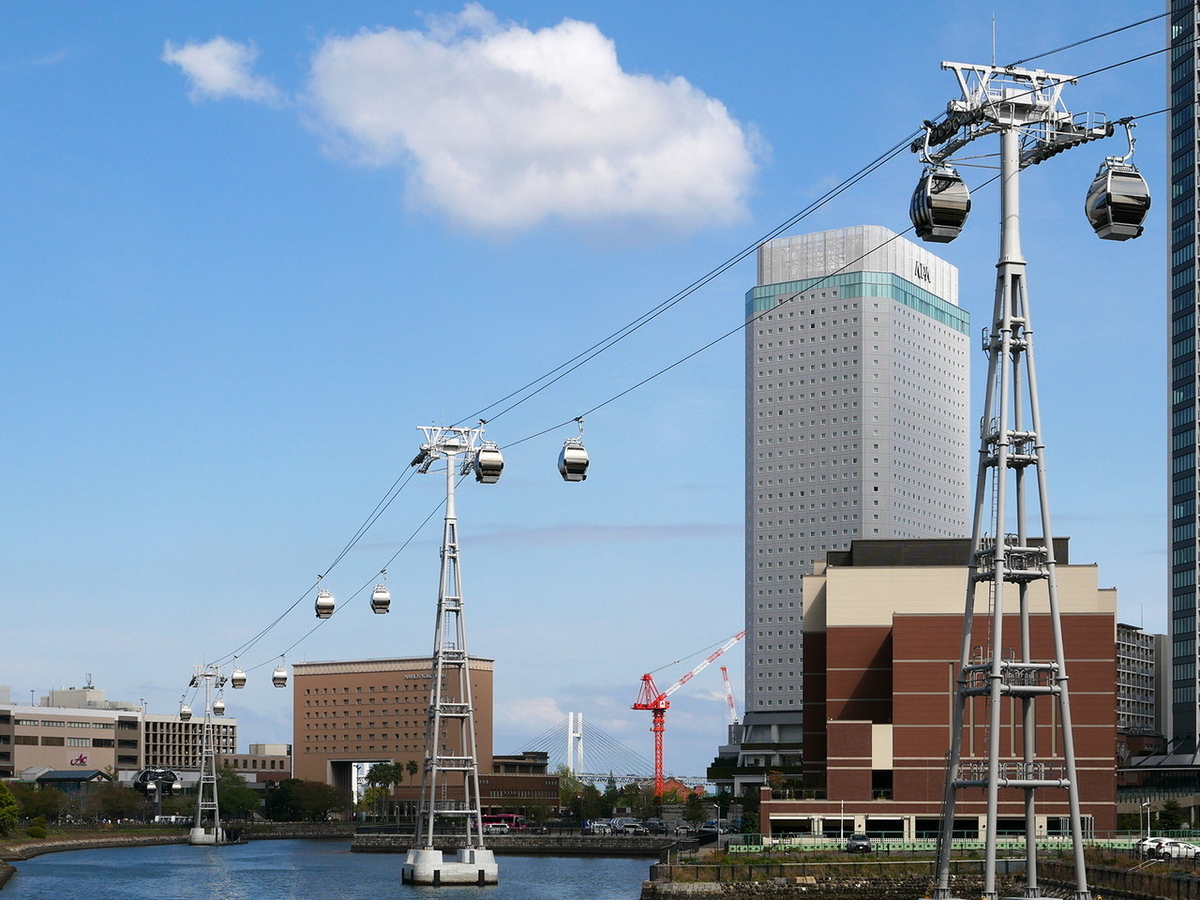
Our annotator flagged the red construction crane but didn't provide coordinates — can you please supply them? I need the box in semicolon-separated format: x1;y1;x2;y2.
632;630;745;798
720;665;739;726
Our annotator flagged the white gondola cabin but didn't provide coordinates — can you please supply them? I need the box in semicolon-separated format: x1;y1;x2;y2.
315;588;335;619
272;665;288;688
473;443;504;484
179;704;192;722
1085;162;1150;241
910;165;971;243
212;699;226;716
558;439;589;482
371;584;391;614
230;668;247;689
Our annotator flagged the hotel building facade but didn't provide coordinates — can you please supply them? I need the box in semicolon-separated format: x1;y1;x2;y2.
741;226;971;777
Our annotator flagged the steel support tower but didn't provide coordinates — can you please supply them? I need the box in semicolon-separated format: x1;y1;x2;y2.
915;63;1121;900
189;664;225;846
410;426;490;855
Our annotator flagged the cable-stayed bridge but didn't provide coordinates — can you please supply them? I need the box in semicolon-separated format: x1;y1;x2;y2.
512;713;709;787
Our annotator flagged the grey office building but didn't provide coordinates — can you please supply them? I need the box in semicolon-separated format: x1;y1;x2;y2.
741;225;970;770
1170;0;1200;754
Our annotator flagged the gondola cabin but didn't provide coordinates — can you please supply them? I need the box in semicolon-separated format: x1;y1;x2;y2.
230;668;247;689
474;444;504;484
371;584;391;614
558;440;589;482
272;666;288;688
179;705;192;722
1086;162;1150;241
212;699;226;716
910;166;971;243
315;588;335;619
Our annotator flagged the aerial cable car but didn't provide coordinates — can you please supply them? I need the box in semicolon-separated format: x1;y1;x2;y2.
272;661;288;688
371;575;391;615
910;164;971;243
1086;122;1150;242
230;667;247;689
212;698;226;716
179;703;192;722
558;417;589;482
473;441;504;484
909;126;971;243
315;582;335;619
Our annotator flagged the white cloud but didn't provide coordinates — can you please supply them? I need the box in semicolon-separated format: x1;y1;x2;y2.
162;36;282;105
305;4;759;232
495;696;565;730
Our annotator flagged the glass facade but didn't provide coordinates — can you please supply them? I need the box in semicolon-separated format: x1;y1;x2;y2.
1170;0;1200;752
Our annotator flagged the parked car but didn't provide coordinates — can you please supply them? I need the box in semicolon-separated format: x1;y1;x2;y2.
583;821;612;835
646;819;668;835
621;822;648;835
846;833;871;853
482;823;509;834
674;824;696;836
1159;840;1200;859
1136;836;1174;856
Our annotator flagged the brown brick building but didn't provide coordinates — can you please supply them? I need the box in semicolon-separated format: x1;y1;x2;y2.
760;539;1118;839
292;656;493;800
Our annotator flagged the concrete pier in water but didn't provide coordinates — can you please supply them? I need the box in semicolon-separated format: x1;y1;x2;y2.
400;847;499;885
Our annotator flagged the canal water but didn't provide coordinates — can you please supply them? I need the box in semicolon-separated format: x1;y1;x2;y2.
2;840;650;899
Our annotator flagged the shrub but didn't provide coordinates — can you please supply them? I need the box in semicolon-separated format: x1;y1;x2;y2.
25;825;47;839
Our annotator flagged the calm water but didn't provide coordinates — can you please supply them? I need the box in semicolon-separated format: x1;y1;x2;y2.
2;840;650;899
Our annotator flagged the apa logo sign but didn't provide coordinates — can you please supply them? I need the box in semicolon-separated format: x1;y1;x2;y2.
913;260;932;283
69;754;88;767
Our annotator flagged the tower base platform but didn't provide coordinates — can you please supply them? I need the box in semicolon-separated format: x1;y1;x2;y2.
188;826;224;846
401;847;499;885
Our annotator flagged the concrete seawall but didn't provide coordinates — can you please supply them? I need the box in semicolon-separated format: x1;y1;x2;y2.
352;833;674;856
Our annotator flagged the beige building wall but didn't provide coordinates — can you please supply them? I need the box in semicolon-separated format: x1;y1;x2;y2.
804;561;1115;630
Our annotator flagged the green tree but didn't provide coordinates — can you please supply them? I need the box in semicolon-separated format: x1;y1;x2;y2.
361;785;389;819
293;781;349;821
405;759;420;784
366;762;400;790
555;764;582;811
216;767;260;820
9;784;68;823
602;774;619;813
739;785;760;835
1159;798;1186;831
683;792;707;827
0;782;17;836
86;781;141;822
264;779;303;821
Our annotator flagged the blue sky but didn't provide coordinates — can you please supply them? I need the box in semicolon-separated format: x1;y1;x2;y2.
0;2;1168;780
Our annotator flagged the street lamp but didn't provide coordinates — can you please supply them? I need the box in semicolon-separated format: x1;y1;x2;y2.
1142;800;1152;839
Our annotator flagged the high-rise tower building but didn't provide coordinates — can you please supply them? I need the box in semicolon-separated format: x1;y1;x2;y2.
739;225;970;776
1169;0;1200;755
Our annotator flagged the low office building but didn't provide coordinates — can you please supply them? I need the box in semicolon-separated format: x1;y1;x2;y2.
0;704;143;777
143;713;237;772
759;539;1118;839
0;685;238;782
220;744;293;785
